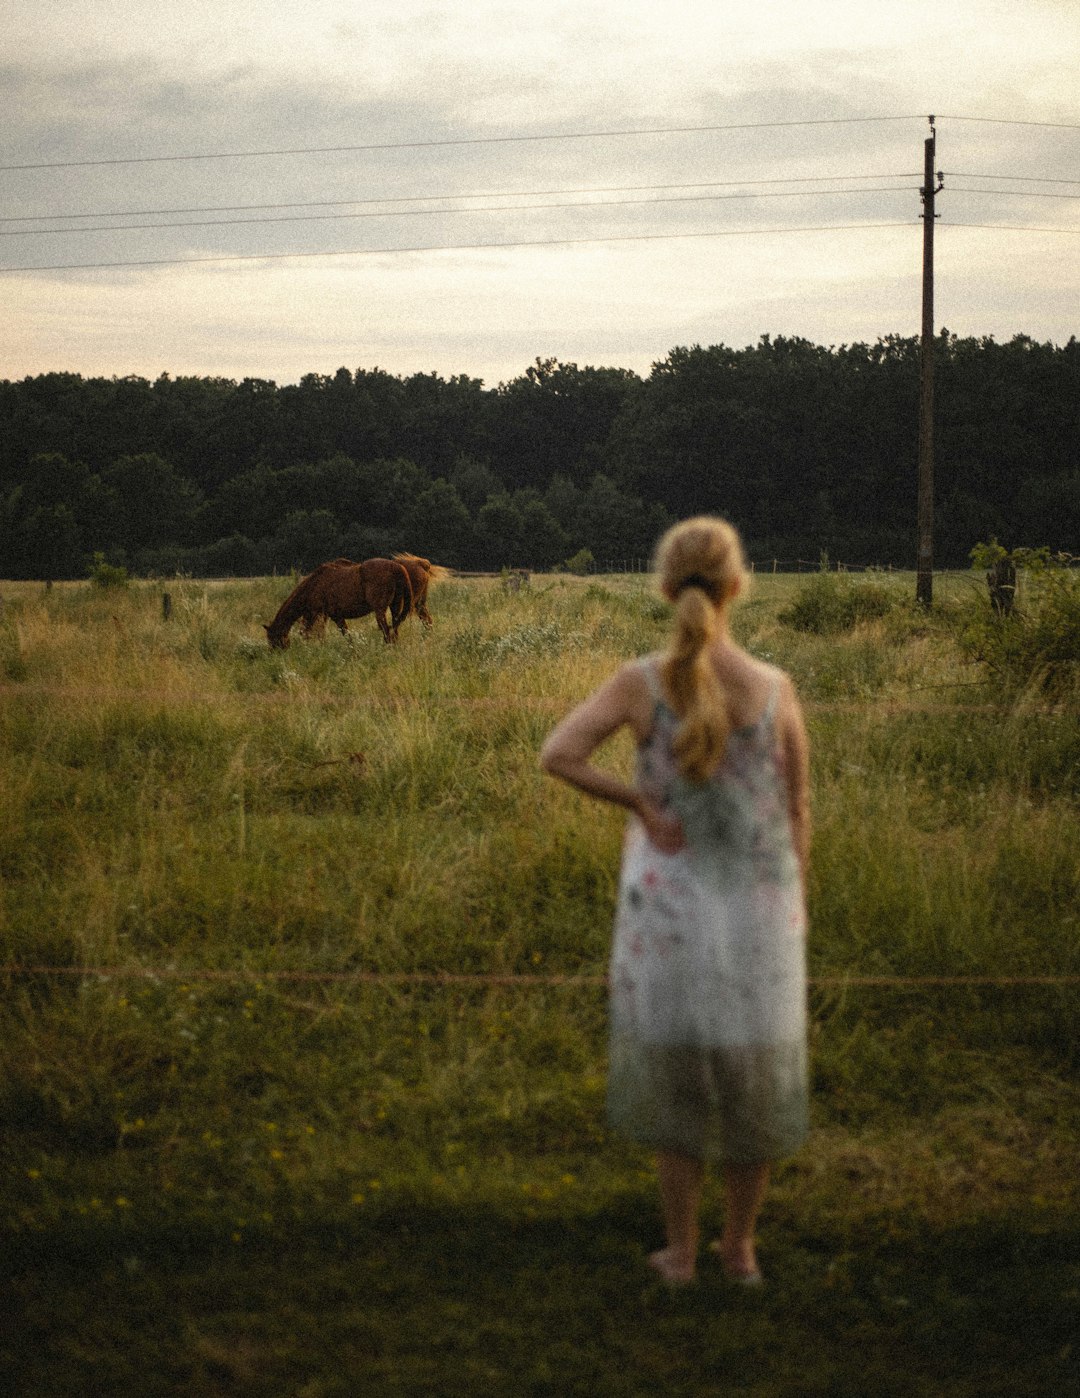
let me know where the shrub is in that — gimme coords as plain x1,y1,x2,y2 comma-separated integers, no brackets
960,546,1080,698
563,548,594,576
88,552,129,590
779,571,898,634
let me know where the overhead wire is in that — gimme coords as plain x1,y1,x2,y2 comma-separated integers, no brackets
7,219,1075,275
0,113,927,173
944,171,1080,186
5,112,1076,179
3,112,1076,275
0,185,921,239
0,172,923,224
937,113,1080,130
948,187,1080,200
940,222,1080,235
0,221,918,274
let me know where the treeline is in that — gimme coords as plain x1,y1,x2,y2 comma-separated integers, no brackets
2,333,1078,579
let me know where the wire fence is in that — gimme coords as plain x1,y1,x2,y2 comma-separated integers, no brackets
592,559,909,575
2,964,1077,990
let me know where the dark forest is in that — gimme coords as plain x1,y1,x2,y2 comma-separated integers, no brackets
2,331,1077,578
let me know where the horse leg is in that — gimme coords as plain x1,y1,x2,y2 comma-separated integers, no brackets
375,610,392,643
332,614,351,641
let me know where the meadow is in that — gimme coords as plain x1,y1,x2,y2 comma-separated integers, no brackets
1,567,1077,1396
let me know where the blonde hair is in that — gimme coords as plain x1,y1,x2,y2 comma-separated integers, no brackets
654,516,749,781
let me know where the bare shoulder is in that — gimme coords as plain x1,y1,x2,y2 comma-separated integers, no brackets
770,668,809,758
767,664,802,711
608,656,657,739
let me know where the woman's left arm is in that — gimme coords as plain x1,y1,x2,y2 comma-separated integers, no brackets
540,663,685,853
776,676,811,886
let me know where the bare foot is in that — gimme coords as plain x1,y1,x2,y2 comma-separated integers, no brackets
708,1238,763,1286
648,1247,696,1286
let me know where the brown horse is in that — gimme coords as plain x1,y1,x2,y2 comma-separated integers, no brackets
263,558,413,648
391,553,450,628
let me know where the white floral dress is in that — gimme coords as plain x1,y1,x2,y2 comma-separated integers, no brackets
607,657,808,1163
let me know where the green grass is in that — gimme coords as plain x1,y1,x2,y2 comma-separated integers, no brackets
1,570,1078,1395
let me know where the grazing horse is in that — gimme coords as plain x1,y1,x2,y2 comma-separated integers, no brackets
263,558,413,648
391,553,450,628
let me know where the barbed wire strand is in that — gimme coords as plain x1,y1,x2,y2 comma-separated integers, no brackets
1,964,1077,988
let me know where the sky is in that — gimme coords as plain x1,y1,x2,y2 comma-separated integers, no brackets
2,1,1078,387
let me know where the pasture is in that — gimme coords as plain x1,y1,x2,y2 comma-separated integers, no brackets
1,569,1078,1396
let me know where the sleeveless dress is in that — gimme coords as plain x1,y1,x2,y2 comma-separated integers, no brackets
607,657,808,1163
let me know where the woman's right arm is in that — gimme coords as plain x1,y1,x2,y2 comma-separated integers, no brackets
540,662,686,854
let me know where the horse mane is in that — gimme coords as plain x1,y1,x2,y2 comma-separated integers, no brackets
265,570,320,638
392,552,451,580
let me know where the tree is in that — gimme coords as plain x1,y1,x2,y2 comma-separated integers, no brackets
476,493,524,568
398,480,472,567
24,502,82,580
269,510,343,572
3,452,110,576
517,496,568,569
449,456,502,514
100,453,204,553
489,358,641,488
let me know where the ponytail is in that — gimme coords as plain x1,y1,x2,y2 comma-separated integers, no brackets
660,585,730,781
653,515,748,782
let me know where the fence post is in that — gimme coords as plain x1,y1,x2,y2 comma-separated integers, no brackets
162,592,172,621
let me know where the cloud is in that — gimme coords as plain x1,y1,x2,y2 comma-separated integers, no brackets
2,2,1077,383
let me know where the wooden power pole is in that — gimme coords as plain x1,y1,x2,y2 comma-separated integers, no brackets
917,117,942,608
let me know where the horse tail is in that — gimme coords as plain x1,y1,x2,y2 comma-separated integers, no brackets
389,561,414,629
392,551,452,580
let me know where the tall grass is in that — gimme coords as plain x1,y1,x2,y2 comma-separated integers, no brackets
1,571,1077,1396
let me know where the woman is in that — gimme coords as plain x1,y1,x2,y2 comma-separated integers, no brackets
540,517,810,1286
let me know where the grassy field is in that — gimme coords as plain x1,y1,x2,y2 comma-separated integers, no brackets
1,568,1077,1396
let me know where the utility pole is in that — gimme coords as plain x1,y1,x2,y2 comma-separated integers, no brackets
916,116,943,608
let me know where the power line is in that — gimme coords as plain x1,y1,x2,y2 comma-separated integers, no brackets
941,221,1080,234
0,114,927,173
0,221,916,274
944,171,1080,186
938,113,1080,130
0,172,922,224
1,186,919,239
949,187,1080,200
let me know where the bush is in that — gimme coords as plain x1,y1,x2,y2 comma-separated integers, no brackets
960,547,1080,698
563,548,594,576
88,552,129,589
779,571,898,634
